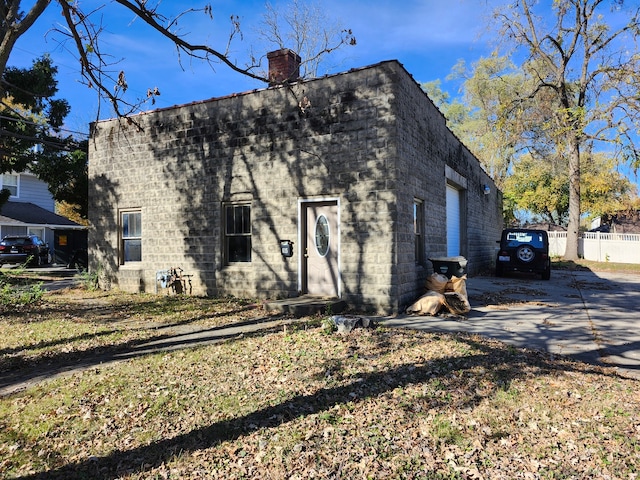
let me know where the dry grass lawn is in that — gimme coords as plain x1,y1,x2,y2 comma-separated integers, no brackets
0,282,639,479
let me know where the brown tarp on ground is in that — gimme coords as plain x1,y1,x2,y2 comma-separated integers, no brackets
406,273,471,316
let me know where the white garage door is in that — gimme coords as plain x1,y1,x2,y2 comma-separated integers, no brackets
446,184,461,256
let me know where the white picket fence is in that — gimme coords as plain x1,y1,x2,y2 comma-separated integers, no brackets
548,231,640,264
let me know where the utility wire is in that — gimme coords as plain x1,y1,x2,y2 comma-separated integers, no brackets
0,114,88,137
0,130,81,152
0,77,51,100
13,44,174,110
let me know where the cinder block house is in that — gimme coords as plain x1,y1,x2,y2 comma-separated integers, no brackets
88,50,503,313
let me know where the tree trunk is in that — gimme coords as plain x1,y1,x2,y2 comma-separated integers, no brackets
564,138,581,260
0,0,51,92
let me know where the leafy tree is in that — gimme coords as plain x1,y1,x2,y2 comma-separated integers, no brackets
29,142,88,219
503,153,569,225
56,200,89,226
2,1,355,118
503,151,632,224
1,55,70,174
489,0,640,260
1,55,87,215
421,79,470,136
427,47,636,231
425,54,563,191
432,55,533,189
580,152,634,220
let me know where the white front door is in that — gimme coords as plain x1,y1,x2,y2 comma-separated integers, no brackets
303,201,339,297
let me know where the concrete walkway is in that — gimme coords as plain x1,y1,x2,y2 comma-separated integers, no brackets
4,266,639,396
381,269,640,380
0,313,304,397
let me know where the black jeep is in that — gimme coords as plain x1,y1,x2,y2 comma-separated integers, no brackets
495,228,551,280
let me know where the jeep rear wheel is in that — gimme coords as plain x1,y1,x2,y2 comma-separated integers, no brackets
542,262,551,280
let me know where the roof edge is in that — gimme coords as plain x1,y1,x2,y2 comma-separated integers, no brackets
93,59,404,123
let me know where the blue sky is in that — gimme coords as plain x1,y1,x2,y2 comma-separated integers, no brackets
12,0,499,134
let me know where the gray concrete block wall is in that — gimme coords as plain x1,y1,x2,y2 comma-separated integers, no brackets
90,63,401,311
390,62,503,309
89,60,502,314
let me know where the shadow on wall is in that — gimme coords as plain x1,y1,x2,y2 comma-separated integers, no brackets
88,173,121,289
89,61,500,311
140,71,395,307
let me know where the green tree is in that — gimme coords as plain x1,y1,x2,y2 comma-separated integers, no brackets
425,54,559,191
503,151,632,224
29,142,88,219
421,79,470,135
490,0,640,260
428,47,637,231
1,1,355,117
444,55,532,189
580,152,633,220
1,55,70,173
503,153,570,225
1,55,87,216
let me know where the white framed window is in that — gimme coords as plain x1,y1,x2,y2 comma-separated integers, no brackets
1,173,18,197
28,227,45,240
120,210,142,263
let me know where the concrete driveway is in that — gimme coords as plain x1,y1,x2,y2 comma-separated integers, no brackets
382,269,640,380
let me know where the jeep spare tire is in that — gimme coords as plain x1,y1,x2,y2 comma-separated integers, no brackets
516,245,535,263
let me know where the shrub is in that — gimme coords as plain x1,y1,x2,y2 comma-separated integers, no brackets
0,270,45,306
75,268,100,291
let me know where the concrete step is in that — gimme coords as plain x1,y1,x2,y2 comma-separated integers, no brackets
31,266,80,278
265,296,347,317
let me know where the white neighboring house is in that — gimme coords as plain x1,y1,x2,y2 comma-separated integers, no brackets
0,171,86,266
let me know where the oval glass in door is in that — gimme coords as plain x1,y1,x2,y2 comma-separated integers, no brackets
315,215,330,257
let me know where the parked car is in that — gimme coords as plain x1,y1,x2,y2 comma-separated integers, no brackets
0,235,51,267
495,228,551,280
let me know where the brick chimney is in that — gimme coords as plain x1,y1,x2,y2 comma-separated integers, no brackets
267,49,301,85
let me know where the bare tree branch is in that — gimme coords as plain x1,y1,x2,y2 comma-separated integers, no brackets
0,0,51,94
256,0,355,78
1,1,354,122
113,0,266,82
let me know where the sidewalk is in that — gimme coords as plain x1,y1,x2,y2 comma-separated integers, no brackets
381,269,640,380
3,267,638,397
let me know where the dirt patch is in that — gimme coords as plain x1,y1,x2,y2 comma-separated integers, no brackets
569,280,615,290
470,286,549,308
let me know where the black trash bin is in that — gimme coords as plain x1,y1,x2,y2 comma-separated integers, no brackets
429,256,467,278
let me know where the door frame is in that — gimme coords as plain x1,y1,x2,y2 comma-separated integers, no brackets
446,182,461,257
445,166,468,258
298,197,341,296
